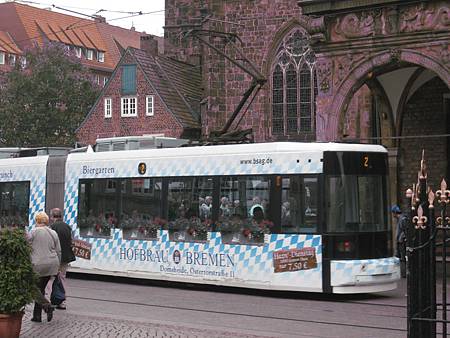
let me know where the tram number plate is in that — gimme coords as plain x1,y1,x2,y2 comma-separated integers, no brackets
72,239,92,260
273,248,317,273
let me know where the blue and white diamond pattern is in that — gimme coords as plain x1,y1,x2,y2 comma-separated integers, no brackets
66,152,325,289
330,257,400,286
0,156,48,230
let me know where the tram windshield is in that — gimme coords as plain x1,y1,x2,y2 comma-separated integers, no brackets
326,175,386,232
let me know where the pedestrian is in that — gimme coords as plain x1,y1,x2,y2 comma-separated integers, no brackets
29,211,60,322
50,208,76,309
391,205,407,278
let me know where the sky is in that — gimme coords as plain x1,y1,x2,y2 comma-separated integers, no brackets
2,0,166,36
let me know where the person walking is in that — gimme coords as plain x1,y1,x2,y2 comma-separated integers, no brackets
50,208,76,310
392,205,407,278
29,211,60,322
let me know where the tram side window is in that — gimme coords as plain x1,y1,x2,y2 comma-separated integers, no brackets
281,176,318,233
167,177,213,242
326,175,385,232
0,182,29,229
78,179,118,237
218,175,272,245
120,178,163,240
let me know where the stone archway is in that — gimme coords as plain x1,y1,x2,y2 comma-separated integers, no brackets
316,49,450,141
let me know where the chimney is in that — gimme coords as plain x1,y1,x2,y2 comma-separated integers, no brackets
93,15,106,23
140,34,158,56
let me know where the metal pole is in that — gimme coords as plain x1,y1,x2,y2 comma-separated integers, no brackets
442,215,447,337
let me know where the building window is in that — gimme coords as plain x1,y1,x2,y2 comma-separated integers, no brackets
0,52,5,65
96,75,100,85
75,47,82,58
9,54,16,66
146,95,154,116
271,28,316,136
121,64,136,95
86,49,94,60
98,51,105,63
104,98,112,118
103,76,108,86
121,97,137,117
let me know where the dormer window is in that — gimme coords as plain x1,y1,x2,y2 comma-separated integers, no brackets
86,49,94,60
0,52,5,65
98,51,105,63
75,47,82,58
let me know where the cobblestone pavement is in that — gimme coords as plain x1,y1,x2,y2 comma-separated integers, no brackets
20,306,278,338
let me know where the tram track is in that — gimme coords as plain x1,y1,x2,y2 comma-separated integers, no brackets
70,294,407,334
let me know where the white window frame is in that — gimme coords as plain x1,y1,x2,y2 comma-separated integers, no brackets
104,98,112,118
0,52,5,65
98,51,105,63
86,49,94,60
96,75,100,85
103,76,108,86
75,47,82,58
146,95,154,116
121,97,137,117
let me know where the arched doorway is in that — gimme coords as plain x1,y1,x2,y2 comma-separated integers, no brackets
319,50,450,207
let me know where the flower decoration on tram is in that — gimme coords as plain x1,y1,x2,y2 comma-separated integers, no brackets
138,217,167,238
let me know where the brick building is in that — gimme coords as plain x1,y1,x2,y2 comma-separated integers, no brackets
76,39,202,144
78,0,450,205
0,2,157,85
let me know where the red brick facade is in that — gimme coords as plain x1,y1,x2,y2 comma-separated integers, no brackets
165,0,303,141
77,51,185,145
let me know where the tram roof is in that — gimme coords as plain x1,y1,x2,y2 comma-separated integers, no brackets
67,142,387,162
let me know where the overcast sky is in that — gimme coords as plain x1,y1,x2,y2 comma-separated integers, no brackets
3,0,165,36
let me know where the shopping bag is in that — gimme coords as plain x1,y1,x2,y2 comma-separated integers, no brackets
50,273,66,306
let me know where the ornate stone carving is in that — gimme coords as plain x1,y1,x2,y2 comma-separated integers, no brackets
334,12,375,40
381,7,399,35
298,15,326,43
316,59,331,93
390,48,401,63
400,3,450,32
440,43,450,66
333,53,364,86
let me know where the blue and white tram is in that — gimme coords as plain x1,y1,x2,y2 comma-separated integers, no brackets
63,142,399,294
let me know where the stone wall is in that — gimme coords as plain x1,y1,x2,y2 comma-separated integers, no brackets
399,77,450,201
165,0,302,141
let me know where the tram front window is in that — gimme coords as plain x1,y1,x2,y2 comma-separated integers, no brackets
326,175,385,232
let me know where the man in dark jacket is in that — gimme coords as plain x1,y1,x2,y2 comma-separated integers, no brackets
50,208,76,309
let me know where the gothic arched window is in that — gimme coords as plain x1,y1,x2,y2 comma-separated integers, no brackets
271,28,316,136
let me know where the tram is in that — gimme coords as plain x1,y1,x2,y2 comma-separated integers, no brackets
0,142,400,293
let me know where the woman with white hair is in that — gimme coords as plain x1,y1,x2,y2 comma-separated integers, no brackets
29,211,61,322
